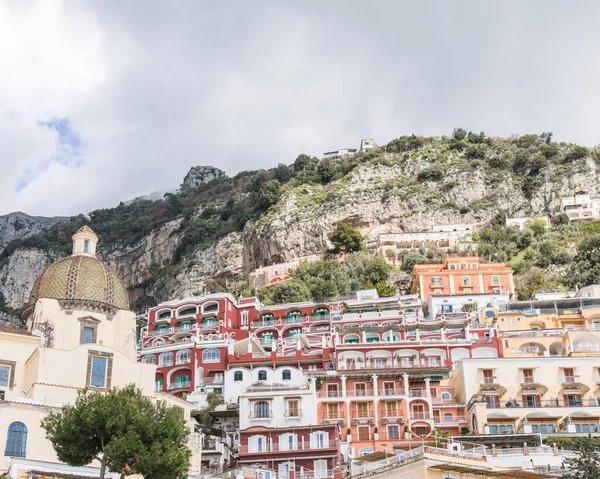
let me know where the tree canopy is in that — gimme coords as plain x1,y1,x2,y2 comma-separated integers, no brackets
328,221,365,254
561,435,600,478
41,385,191,479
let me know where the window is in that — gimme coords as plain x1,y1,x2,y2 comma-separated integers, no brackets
249,435,266,453
531,424,556,434
482,369,494,384
174,375,190,387
180,321,192,330
575,423,599,433
311,431,327,449
564,394,582,407
280,433,297,451
441,392,451,401
489,425,514,434
387,425,400,440
142,355,156,364
82,327,95,344
563,368,575,383
254,401,270,418
449,264,456,270
155,378,163,391
83,239,90,253
202,349,220,363
430,387,438,397
462,276,470,285
258,370,267,381
156,325,169,334
431,277,442,286
282,369,292,381
486,395,499,408
286,399,300,417
507,318,514,326
86,351,112,389
5,422,27,457
358,447,373,457
176,349,191,365
355,383,367,396
159,352,174,367
241,311,248,326
492,275,500,284
522,369,534,384
234,371,243,382
327,384,339,398
0,361,15,388
444,413,454,421
383,381,395,395
384,401,398,417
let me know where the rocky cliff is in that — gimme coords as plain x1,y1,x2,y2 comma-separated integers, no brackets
1,132,598,313
0,212,66,254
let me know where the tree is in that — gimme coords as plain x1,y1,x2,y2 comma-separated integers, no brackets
328,221,364,254
293,154,318,172
41,385,191,479
561,435,600,478
375,280,396,297
257,180,281,211
452,128,467,141
527,219,548,237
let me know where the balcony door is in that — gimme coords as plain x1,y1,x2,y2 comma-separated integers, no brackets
314,460,328,479
355,383,367,396
327,384,339,398
278,462,294,479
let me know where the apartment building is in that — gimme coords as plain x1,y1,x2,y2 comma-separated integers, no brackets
410,254,515,303
558,193,600,220
452,357,600,437
249,256,320,289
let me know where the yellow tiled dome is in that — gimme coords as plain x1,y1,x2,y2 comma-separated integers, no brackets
24,226,129,314
27,255,130,311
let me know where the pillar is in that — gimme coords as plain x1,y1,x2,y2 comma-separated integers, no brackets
341,376,347,397
424,378,431,398
403,373,409,396
372,374,379,396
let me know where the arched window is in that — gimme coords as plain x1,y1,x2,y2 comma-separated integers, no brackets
444,413,454,421
254,401,270,418
234,371,243,382
142,355,156,364
5,422,27,457
177,349,191,364
258,370,267,381
282,369,291,381
203,349,220,363
159,352,174,367
358,447,374,457
441,392,451,401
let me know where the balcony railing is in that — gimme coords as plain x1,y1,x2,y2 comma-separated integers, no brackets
354,410,375,418
322,412,344,420
175,357,192,365
481,377,497,385
284,409,302,418
563,376,578,384
248,412,274,419
410,412,432,420
168,381,191,390
434,416,467,424
486,399,599,408
240,440,338,454
409,390,425,397
338,359,447,371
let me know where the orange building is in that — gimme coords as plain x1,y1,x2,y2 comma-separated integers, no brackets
410,254,515,303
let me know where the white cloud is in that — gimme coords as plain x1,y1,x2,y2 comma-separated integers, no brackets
1,0,599,216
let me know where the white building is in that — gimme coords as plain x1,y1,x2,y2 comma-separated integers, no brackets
559,193,600,220
505,216,550,230
428,293,510,319
323,149,357,159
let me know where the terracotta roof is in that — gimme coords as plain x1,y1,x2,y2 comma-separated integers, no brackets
0,324,31,335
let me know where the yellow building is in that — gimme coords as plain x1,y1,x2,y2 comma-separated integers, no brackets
451,357,600,437
0,226,197,479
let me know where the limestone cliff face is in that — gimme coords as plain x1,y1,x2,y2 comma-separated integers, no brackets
1,146,598,313
242,157,599,270
0,212,66,254
0,249,52,309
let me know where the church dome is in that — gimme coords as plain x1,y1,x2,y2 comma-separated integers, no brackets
23,226,129,316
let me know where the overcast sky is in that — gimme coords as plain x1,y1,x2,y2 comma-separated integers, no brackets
1,0,599,216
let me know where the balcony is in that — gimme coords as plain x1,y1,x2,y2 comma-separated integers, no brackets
284,409,302,418
168,381,191,390
239,440,338,455
563,376,578,385
175,357,192,365
410,412,432,420
354,410,375,419
318,390,342,398
485,398,599,408
322,411,345,420
154,315,172,324
249,412,274,419
409,390,426,398
379,388,399,396
349,388,375,397
434,416,467,425
481,377,498,385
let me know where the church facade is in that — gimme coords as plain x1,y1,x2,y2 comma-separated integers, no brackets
0,226,197,479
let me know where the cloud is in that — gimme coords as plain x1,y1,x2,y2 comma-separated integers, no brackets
1,0,600,216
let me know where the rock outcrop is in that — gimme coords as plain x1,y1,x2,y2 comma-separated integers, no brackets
181,166,226,189
0,212,66,254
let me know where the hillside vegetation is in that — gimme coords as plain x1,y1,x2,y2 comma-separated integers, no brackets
1,128,600,312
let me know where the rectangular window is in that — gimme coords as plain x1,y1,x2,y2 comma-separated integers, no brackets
357,426,370,441
383,381,395,395
82,327,95,344
486,395,499,408
462,276,470,285
387,425,400,440
91,357,107,387
327,384,339,398
460,264,467,270
563,368,575,383
0,365,10,387
489,424,514,434
326,403,340,419
522,369,534,384
449,264,456,270
431,277,442,286
523,395,539,407
430,387,438,397
492,275,500,284
385,401,398,417
482,369,494,384
286,399,299,417
86,351,113,389
356,402,370,417
83,239,90,252
355,383,367,396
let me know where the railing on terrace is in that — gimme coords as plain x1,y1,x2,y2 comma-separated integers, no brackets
175,358,192,365
322,412,345,420
410,412,432,420
168,381,191,390
338,359,446,371
434,416,467,424
351,447,425,477
354,411,375,418
245,384,310,393
198,376,224,385
240,440,338,454
487,398,600,408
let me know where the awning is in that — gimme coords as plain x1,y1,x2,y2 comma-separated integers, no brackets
353,451,395,462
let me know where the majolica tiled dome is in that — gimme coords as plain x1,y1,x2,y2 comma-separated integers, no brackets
25,226,129,311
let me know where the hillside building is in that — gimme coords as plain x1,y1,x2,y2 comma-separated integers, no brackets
249,256,320,289
505,216,550,230
410,254,515,303
558,193,600,219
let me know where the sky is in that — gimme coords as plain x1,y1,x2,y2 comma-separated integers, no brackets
1,0,600,216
